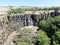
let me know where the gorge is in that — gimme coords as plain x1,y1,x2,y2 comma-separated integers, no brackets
0,7,60,45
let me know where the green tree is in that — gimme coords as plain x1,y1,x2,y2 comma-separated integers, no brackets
54,16,60,29
38,15,60,45
39,20,49,31
52,31,60,45
36,30,50,45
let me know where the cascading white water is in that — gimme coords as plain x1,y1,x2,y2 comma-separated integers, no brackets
28,15,33,26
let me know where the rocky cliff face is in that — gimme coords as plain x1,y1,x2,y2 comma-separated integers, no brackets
0,15,7,45
7,11,60,28
7,15,34,27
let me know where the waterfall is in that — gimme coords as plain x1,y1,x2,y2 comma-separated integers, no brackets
8,14,34,29
28,15,33,26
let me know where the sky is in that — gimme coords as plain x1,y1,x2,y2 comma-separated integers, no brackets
0,0,60,7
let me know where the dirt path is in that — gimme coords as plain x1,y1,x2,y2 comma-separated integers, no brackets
4,31,17,45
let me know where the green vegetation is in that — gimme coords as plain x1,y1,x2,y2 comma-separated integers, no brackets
36,30,50,45
13,35,30,45
13,28,35,45
38,15,60,45
7,8,25,15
